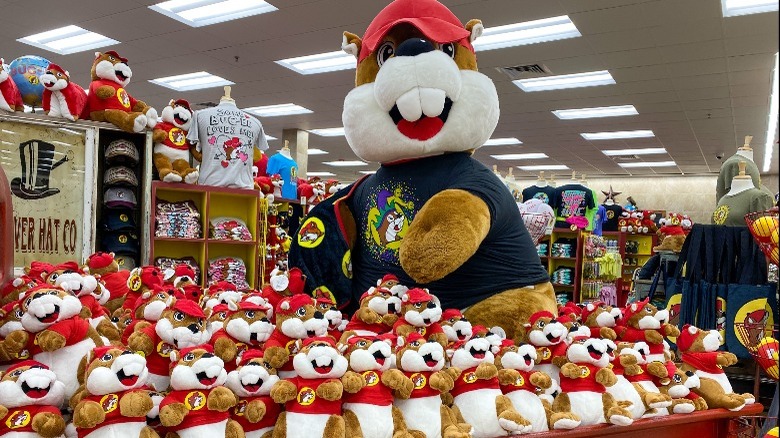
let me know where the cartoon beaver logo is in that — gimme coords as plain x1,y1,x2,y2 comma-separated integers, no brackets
363,371,380,386
410,373,427,390
6,410,30,429
185,391,206,410
297,387,316,406
463,372,477,384
101,394,119,413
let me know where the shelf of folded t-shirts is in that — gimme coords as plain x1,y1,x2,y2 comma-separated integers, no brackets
150,181,263,289
544,228,585,302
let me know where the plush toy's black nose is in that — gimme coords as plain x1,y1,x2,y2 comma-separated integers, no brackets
396,38,435,57
313,311,324,319
187,324,199,333
426,302,436,309
202,353,214,358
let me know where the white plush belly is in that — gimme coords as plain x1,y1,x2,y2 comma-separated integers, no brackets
1,432,59,438
568,392,607,426
535,364,560,383
177,419,227,438
637,381,659,393
154,144,190,161
607,376,645,419
505,389,548,432
83,421,145,438
395,397,441,438
34,338,97,401
245,427,274,438
697,371,733,393
286,412,329,438
52,92,70,117
453,389,504,438
343,403,393,438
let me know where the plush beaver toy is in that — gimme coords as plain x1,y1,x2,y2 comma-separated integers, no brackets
0,360,67,438
289,0,556,340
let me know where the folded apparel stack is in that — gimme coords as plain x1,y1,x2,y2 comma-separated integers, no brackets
155,199,202,239
551,266,574,285
155,256,201,283
208,256,248,290
209,217,253,241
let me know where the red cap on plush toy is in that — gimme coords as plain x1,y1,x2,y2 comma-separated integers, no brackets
276,294,314,316
140,266,164,288
87,252,115,271
401,332,426,345
173,99,191,112
27,261,55,282
51,261,81,274
173,299,206,319
402,288,433,304
580,301,604,322
303,336,337,348
103,50,128,63
676,324,699,352
229,301,267,315
239,349,264,366
46,63,69,77
88,345,117,365
174,264,196,279
441,309,464,320
526,311,556,330
5,360,49,374
359,0,473,62
622,298,650,321
209,281,237,293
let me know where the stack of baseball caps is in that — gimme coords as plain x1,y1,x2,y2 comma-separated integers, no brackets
100,139,141,270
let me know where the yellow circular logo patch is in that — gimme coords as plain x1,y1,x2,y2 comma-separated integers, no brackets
128,274,142,292
363,371,380,387
286,339,300,355
297,387,316,406
578,366,591,378
297,217,325,248
120,213,129,222
411,372,427,390
540,348,551,360
712,205,729,225
157,341,174,358
234,400,247,416
185,391,206,410
119,235,128,244
101,394,119,413
6,410,31,429
117,88,131,109
169,127,186,147
513,375,525,387
415,327,427,336
342,250,352,279
463,372,477,384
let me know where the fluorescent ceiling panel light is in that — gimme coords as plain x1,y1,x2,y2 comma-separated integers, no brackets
276,50,356,75
149,0,277,27
359,170,377,175
491,153,549,160
17,25,119,55
323,160,367,167
244,103,312,117
472,15,581,51
553,104,638,120
518,165,570,171
307,171,336,177
764,52,779,172
307,148,328,155
722,0,779,17
149,71,233,91
309,127,345,137
514,70,615,92
483,137,523,146
602,147,667,156
619,161,677,168
581,130,655,140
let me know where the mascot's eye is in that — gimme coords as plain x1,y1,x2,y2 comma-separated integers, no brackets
673,374,681,382
48,291,58,296
111,317,119,323
101,353,113,361
15,310,23,318
440,42,456,58
295,308,306,317
377,42,395,66
245,311,255,318
184,353,195,361
219,312,227,319
645,307,653,313
50,274,58,280
538,321,546,328
410,341,420,347
414,303,423,309
357,340,367,347
124,318,132,325
157,293,166,299
11,370,22,377
174,311,185,321
449,318,456,323
263,362,272,369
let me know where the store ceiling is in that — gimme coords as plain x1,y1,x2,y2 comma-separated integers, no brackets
0,0,778,181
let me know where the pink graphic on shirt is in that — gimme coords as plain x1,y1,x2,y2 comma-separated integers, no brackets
560,190,586,217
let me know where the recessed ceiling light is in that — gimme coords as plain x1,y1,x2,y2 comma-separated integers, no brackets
307,148,328,155
323,160,367,167
149,0,277,27
514,70,615,92
602,148,667,156
276,51,356,75
764,52,778,172
17,25,119,55
309,127,345,137
722,0,779,17
483,137,523,146
553,105,638,120
244,103,312,117
517,164,570,171
307,171,336,177
359,170,377,175
581,130,655,140
619,161,677,168
472,15,581,52
149,71,233,91
491,153,549,160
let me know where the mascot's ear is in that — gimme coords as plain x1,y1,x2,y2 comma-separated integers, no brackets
465,19,484,43
94,52,102,59
342,31,362,59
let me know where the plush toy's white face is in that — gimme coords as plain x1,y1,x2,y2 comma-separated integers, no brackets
441,315,472,343
346,338,393,372
94,53,132,87
499,344,536,372
293,341,348,379
139,291,174,321
342,23,498,163
567,338,610,368
401,298,442,327
155,308,211,349
224,308,274,345
527,317,567,347
278,304,329,339
226,357,279,397
21,288,82,333
367,289,402,316
161,103,193,131
667,369,692,398
451,336,493,369
205,290,243,310
315,300,344,330
40,69,69,92
54,272,97,298
398,337,445,372
170,348,227,390
86,348,150,395
0,304,24,337
268,268,289,293
0,363,66,408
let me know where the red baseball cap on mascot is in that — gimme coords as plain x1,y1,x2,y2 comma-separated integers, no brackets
51,261,81,274
140,266,163,288
499,338,515,351
88,345,118,365
580,301,605,322
174,264,196,279
87,252,115,271
380,274,399,284
303,336,337,348
276,294,313,316
104,50,128,63
172,99,191,112
676,324,699,352
229,301,267,316
46,63,69,77
402,288,433,304
5,360,49,374
358,0,473,62
173,299,206,319
401,332,426,344
622,299,650,320
27,261,55,281
210,281,237,293
441,309,464,320
526,311,556,330
238,349,264,367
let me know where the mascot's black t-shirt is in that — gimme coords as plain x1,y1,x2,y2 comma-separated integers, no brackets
350,152,549,310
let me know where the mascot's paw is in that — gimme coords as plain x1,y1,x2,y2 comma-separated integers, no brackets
382,313,399,326
184,170,199,184
607,410,633,426
647,393,673,409
596,368,618,387
32,412,66,438
133,114,148,133
74,401,106,429
717,352,738,367
245,399,266,423
663,325,681,338
96,319,121,342
530,371,552,389
316,380,343,401
647,362,669,378
600,327,618,340
3,330,29,353
207,386,237,411
264,346,289,369
383,369,413,398
36,330,67,351
214,337,238,364
160,403,188,427
645,330,664,344
498,411,531,434
271,380,297,404
162,172,183,183
619,354,638,367
430,370,456,393
341,371,365,394
145,108,159,128
693,397,708,411
119,391,153,417
551,413,581,430
475,362,497,380
741,393,755,405
671,400,696,414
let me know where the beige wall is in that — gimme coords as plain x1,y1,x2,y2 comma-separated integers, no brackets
514,174,779,224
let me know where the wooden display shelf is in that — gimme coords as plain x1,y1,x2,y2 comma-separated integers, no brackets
551,257,577,261
153,236,205,243
207,239,258,245
518,403,762,438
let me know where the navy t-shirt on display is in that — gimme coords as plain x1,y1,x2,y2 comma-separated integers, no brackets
349,152,550,310
522,185,557,206
602,203,625,232
553,184,596,228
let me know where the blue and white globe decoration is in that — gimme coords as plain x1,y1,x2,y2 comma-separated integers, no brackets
8,55,50,107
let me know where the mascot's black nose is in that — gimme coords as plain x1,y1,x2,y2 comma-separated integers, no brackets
202,353,214,358
396,38,435,57
313,311,324,319
187,324,199,333
426,302,436,309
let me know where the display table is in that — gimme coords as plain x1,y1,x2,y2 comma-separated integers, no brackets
514,403,763,437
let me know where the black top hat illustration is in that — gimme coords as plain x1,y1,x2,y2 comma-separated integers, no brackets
10,140,68,200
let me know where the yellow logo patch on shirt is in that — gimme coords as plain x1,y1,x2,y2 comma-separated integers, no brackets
297,387,316,406
185,391,206,410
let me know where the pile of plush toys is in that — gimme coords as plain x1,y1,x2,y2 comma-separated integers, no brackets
0,253,756,438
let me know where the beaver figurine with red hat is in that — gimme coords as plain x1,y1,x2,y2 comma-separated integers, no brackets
40,63,88,121
84,252,131,313
0,360,67,438
289,0,555,340
153,99,199,184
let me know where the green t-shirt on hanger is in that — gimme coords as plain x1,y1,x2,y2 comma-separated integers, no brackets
716,153,760,203
712,188,774,226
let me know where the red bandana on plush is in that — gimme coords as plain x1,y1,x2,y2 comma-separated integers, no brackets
681,352,724,374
